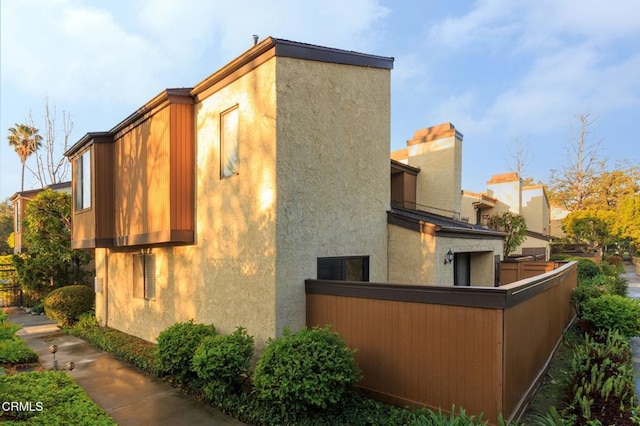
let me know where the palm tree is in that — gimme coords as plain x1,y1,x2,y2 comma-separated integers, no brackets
7,123,42,191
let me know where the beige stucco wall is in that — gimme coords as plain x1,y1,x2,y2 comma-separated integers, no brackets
388,224,502,286
96,58,278,347
274,57,390,335
522,186,549,235
397,135,462,219
487,179,521,215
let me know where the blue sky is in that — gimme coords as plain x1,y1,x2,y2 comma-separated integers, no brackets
1,0,639,201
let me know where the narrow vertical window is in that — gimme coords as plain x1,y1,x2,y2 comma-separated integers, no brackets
14,200,21,233
220,106,239,178
74,149,92,210
133,253,156,300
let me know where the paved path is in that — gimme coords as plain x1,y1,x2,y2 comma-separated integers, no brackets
9,308,245,426
623,261,640,398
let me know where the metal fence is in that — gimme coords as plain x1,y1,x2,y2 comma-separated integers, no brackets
0,263,23,307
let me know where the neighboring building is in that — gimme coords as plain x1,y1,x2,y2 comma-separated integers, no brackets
65,38,503,346
461,172,551,259
10,182,72,254
390,124,504,287
550,205,570,238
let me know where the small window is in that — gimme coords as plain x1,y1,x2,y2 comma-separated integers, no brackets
74,149,92,210
220,106,239,178
133,253,156,300
14,200,20,233
317,256,370,281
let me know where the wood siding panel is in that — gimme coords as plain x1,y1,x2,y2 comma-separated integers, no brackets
94,142,114,242
72,146,96,246
502,264,576,417
170,103,194,232
307,293,502,420
306,261,577,423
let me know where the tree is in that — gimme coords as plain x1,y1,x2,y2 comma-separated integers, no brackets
0,199,13,255
12,189,92,300
7,123,42,191
562,209,616,250
549,113,606,211
487,212,527,258
582,164,640,211
614,193,640,252
506,137,532,180
27,99,73,187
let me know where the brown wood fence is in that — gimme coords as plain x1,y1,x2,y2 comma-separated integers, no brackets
499,261,564,285
305,261,577,424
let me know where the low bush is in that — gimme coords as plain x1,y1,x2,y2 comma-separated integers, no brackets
604,255,623,268
44,284,94,326
66,314,159,375
253,326,361,418
192,327,254,401
1,370,115,425
575,258,601,281
581,295,640,338
156,320,217,383
0,321,38,365
570,283,606,319
564,331,638,424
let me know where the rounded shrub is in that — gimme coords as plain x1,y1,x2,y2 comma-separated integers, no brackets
192,327,254,401
581,295,640,338
44,285,94,326
575,258,601,281
156,320,217,383
253,326,361,416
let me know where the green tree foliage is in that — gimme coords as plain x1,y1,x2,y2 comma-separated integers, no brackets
12,189,92,300
614,193,640,251
487,212,527,258
0,198,13,255
6,123,42,191
561,209,616,249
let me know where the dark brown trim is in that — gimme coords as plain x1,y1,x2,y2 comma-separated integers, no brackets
114,230,194,247
65,132,112,158
525,230,551,241
192,36,394,102
387,212,436,236
71,238,114,249
306,261,576,310
390,159,420,175
273,38,394,70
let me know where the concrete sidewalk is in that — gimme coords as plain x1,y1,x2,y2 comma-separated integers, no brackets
8,308,245,426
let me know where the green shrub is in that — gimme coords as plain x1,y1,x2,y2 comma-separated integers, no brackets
0,338,39,364
0,308,7,324
604,255,623,268
192,327,254,401
575,258,601,281
156,320,217,383
581,295,640,338
30,301,45,315
570,284,606,319
44,284,94,326
253,326,361,416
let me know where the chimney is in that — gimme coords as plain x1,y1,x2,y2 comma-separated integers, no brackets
253,35,259,46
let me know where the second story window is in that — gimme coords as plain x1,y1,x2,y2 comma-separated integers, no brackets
75,149,92,210
220,105,239,178
14,200,20,233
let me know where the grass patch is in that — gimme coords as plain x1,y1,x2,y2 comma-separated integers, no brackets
0,370,116,425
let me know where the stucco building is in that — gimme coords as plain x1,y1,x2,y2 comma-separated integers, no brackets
65,38,504,345
461,172,551,259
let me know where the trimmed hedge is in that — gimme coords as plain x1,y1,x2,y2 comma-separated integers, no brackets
581,295,640,338
44,285,94,326
156,320,217,384
253,326,361,417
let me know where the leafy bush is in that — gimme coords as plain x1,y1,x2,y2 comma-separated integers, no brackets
565,331,638,424
67,314,159,375
253,326,361,416
30,301,45,315
1,371,115,424
156,320,217,383
581,295,640,338
575,258,601,281
604,255,623,268
44,284,94,326
570,284,606,319
192,327,254,401
0,338,39,364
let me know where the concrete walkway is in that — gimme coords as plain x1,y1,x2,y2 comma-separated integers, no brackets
8,308,245,426
623,261,640,398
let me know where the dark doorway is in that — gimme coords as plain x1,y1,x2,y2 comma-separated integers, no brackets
454,253,471,286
